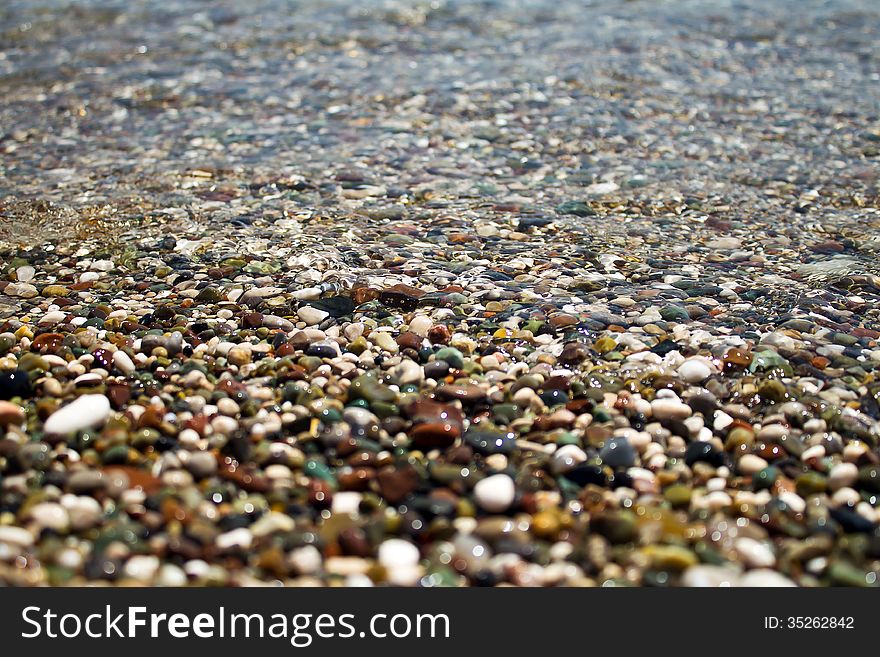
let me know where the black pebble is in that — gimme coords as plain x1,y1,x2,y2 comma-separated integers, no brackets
684,441,724,467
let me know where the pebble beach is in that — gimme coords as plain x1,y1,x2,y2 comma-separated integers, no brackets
1,0,879,586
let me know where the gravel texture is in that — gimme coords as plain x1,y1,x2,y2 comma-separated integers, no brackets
0,0,879,587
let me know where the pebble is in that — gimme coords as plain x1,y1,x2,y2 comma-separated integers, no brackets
298,307,329,326
0,400,25,426
474,474,516,513
113,350,136,374
598,437,637,468
43,394,111,435
651,398,692,420
378,539,420,569
677,358,713,384
734,537,777,569
828,462,858,490
29,502,70,533
124,555,160,583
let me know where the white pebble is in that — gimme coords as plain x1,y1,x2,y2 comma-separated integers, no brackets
155,564,187,587
738,454,769,475
15,265,35,282
677,357,713,383
371,332,399,353
29,502,70,533
297,306,328,326
0,526,34,548
216,528,253,550
332,492,363,515
651,398,692,420
39,310,67,326
124,555,160,583
408,315,433,337
778,490,806,514
378,539,420,569
828,462,858,491
289,545,322,575
113,350,136,374
551,444,587,474
43,394,111,435
473,473,516,513
734,537,776,568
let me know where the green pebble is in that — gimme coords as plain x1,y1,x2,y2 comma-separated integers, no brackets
758,379,788,403
827,560,875,587
370,401,398,419
0,334,16,355
664,484,692,508
349,373,397,403
434,347,464,369
304,460,336,485
659,305,690,322
795,471,827,497
753,466,778,491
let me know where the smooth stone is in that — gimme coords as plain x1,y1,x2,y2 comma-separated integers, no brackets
305,297,355,318
372,332,399,353
684,441,724,467
473,474,516,513
599,436,636,468
227,346,251,366
377,464,420,504
563,463,608,487
298,306,329,326
391,359,423,385
251,512,296,538
678,358,713,384
185,451,218,478
306,341,340,359
0,526,35,548
379,284,424,310
15,265,36,282
734,537,776,568
349,373,397,403
738,454,768,475
828,462,858,491
6,282,38,298
113,350,136,375
0,400,25,426
551,444,587,474
43,394,111,435
124,555,160,583
464,429,515,455
39,310,67,325
29,502,70,533
408,315,433,337
652,398,692,420
378,539,420,568
411,422,460,449
434,347,464,369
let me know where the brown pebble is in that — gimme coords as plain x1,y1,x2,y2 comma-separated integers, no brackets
396,331,422,350
0,400,25,427
377,464,420,504
427,324,451,345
